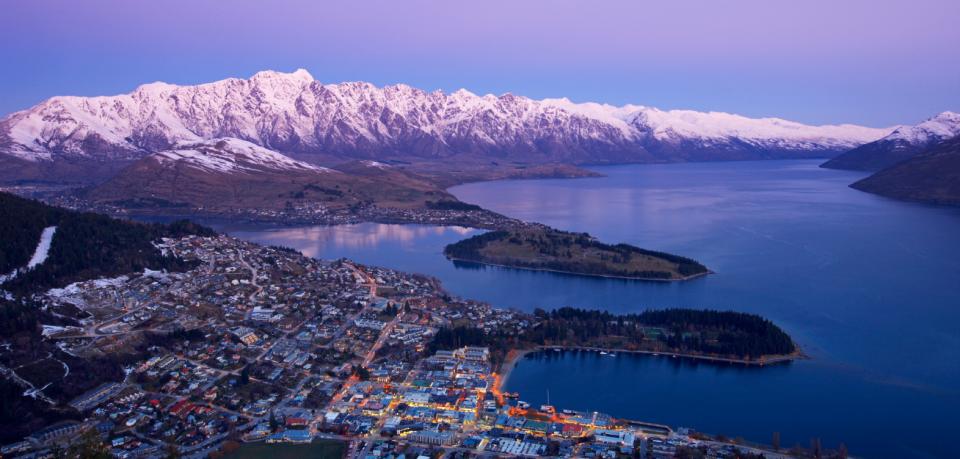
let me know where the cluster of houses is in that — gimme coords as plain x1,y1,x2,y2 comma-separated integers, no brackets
3,233,798,459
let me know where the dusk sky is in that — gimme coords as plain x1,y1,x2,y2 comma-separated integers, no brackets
3,0,958,126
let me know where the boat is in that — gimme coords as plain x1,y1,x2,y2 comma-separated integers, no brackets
599,351,608,355
606,353,616,357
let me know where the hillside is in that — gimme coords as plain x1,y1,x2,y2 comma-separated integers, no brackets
822,111,960,171
851,136,960,206
0,192,213,293
444,227,708,280
85,138,464,214
0,191,215,441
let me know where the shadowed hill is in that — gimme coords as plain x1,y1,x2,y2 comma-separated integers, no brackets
851,136,960,206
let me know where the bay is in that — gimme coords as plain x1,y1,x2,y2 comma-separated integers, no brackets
218,160,960,458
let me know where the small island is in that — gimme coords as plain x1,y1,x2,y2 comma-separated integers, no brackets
444,227,709,281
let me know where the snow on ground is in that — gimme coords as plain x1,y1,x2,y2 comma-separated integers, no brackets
27,226,57,269
56,341,80,358
40,325,67,336
46,274,131,308
143,268,164,278
54,357,70,379
44,268,177,311
156,138,334,174
0,225,57,284
361,160,391,169
881,111,960,144
152,241,170,257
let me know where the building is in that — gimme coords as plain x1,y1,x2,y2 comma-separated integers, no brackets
460,347,490,362
231,326,259,345
594,428,636,447
69,383,123,411
408,430,455,446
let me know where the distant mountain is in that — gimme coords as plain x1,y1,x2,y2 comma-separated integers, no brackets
0,69,892,185
86,138,458,211
822,111,960,172
851,135,960,206
542,98,890,162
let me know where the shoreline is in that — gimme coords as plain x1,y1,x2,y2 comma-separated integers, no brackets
447,256,712,282
497,345,804,390
530,345,806,366
495,348,536,392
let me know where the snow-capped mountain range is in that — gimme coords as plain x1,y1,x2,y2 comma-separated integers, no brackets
0,69,894,173
822,111,960,171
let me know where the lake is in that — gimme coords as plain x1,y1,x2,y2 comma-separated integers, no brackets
217,160,960,458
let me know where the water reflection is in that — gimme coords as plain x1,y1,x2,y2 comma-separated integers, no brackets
216,160,960,458
226,223,477,258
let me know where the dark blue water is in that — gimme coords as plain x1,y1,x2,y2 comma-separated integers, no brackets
219,160,960,458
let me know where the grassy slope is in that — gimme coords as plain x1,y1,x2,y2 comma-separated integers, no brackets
87,154,462,213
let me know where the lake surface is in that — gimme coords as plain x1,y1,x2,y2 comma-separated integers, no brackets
218,160,960,458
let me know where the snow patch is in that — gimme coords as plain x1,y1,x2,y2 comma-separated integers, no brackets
361,160,391,169
41,325,69,337
47,274,131,301
27,226,57,269
1,226,57,283
155,138,333,174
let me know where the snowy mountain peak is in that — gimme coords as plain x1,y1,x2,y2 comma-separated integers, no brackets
0,69,897,170
883,111,960,144
134,81,180,96
251,68,314,84
451,88,478,98
821,109,960,172
932,111,960,120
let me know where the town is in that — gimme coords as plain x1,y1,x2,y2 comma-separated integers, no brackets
0,185,527,232
2,234,800,458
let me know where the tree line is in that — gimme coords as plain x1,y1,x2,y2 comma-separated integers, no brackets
443,227,708,278
0,192,215,294
431,307,796,364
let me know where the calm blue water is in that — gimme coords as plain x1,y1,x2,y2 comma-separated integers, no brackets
219,160,960,458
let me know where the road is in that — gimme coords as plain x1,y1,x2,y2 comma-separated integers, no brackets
237,251,264,302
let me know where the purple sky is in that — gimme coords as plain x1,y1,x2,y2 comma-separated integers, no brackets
2,0,958,126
